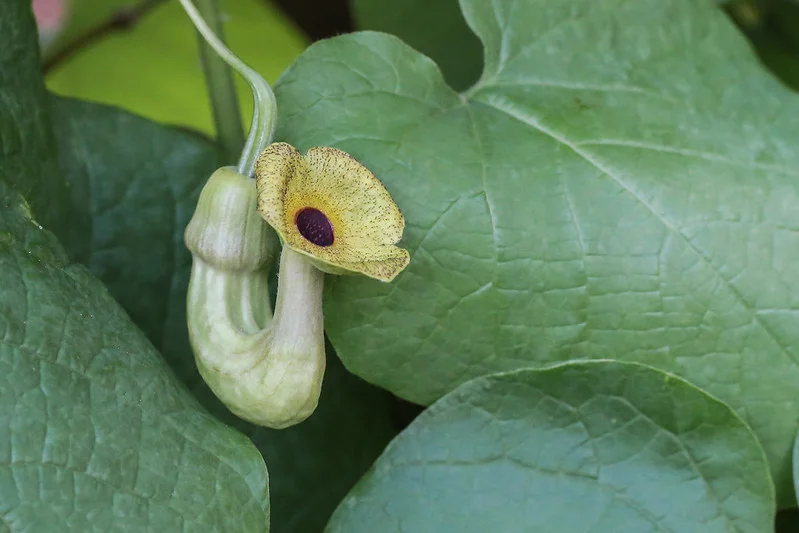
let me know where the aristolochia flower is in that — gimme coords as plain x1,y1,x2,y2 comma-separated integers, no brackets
255,142,410,283
185,149,411,429
180,0,410,431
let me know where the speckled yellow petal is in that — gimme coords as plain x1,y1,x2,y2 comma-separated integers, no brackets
255,142,409,282
304,147,405,245
255,142,306,236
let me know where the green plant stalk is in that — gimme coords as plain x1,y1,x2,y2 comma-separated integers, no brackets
192,0,246,163
180,0,278,176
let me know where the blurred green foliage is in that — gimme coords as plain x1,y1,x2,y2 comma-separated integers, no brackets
726,0,799,90
350,0,483,91
44,0,307,136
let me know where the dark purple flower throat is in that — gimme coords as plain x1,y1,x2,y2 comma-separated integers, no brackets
295,207,334,247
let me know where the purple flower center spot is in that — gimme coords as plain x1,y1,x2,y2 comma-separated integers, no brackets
295,207,334,247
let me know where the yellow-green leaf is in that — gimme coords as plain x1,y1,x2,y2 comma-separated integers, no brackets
46,0,307,135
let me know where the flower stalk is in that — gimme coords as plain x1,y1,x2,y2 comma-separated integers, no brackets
191,0,245,163
179,0,277,176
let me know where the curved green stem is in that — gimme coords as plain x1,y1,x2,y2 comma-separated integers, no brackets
192,0,245,162
178,0,277,177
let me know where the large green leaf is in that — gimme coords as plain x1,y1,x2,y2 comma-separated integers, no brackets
327,361,774,533
274,0,799,501
45,0,307,136
350,0,799,94
0,180,270,531
1,1,269,528
51,95,222,387
50,97,399,533
0,0,69,229
350,0,482,90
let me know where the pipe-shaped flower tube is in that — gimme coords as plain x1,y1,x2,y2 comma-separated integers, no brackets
184,167,328,429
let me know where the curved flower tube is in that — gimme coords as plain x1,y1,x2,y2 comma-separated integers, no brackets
180,0,409,429
185,153,409,428
185,167,322,428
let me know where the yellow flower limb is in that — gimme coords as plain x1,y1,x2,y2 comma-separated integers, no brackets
255,142,410,282
185,168,326,428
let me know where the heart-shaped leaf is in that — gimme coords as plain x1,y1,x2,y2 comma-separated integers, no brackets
327,361,774,533
274,0,799,501
0,178,270,531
